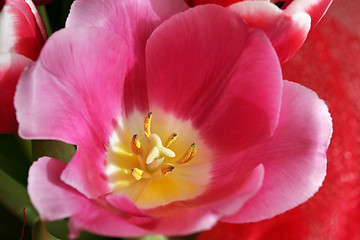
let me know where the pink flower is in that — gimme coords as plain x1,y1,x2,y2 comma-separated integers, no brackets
185,0,333,62
0,0,47,133
15,2,331,238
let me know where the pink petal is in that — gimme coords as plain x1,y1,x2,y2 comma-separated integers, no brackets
68,192,218,238
60,145,110,199
146,5,282,154
222,80,332,223
0,52,32,133
28,157,87,221
106,194,149,217
15,27,128,146
229,1,311,62
67,200,154,239
207,164,264,216
0,0,46,60
158,164,264,220
29,157,152,238
66,0,188,114
151,208,219,236
15,27,129,198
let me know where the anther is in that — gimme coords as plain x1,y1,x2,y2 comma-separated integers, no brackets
144,112,152,139
177,143,196,164
131,134,142,155
131,168,143,180
165,132,178,148
161,163,175,176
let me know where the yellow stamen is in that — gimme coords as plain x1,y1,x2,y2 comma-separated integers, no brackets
131,168,143,180
131,134,142,155
144,112,152,139
177,143,196,164
164,132,178,148
161,163,175,176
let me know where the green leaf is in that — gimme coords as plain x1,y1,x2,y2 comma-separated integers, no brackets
32,140,76,163
32,220,60,240
0,168,39,226
0,134,31,185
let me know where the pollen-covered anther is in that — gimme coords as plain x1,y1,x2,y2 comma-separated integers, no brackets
131,168,143,181
131,134,142,155
161,163,175,176
144,112,152,139
177,143,196,164
165,132,178,148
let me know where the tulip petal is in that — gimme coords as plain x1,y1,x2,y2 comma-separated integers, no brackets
67,200,155,239
0,0,46,60
285,0,333,27
66,0,188,113
28,157,86,221
229,1,311,62
15,27,129,198
146,5,282,154
15,27,128,145
0,52,32,133
222,80,332,223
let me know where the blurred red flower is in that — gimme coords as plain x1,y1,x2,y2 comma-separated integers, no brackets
197,0,360,239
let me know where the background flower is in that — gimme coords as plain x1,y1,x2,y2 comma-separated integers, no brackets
184,0,332,62
197,0,360,238
0,0,47,133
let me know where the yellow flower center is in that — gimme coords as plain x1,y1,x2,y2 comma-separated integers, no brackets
106,110,211,209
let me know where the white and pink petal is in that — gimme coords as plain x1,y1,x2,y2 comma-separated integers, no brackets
0,0,46,60
0,52,32,133
229,1,311,62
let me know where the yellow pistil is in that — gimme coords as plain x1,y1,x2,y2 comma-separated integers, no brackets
131,168,143,181
144,112,152,139
164,132,178,148
131,134,142,155
161,163,175,176
177,143,196,164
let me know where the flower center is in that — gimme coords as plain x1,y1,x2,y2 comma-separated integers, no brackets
105,110,211,209
130,112,196,180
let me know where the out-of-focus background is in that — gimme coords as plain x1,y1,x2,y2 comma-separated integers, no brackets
197,0,360,239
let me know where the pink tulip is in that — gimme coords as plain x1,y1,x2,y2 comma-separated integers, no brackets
185,0,332,62
15,2,331,238
0,0,46,133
